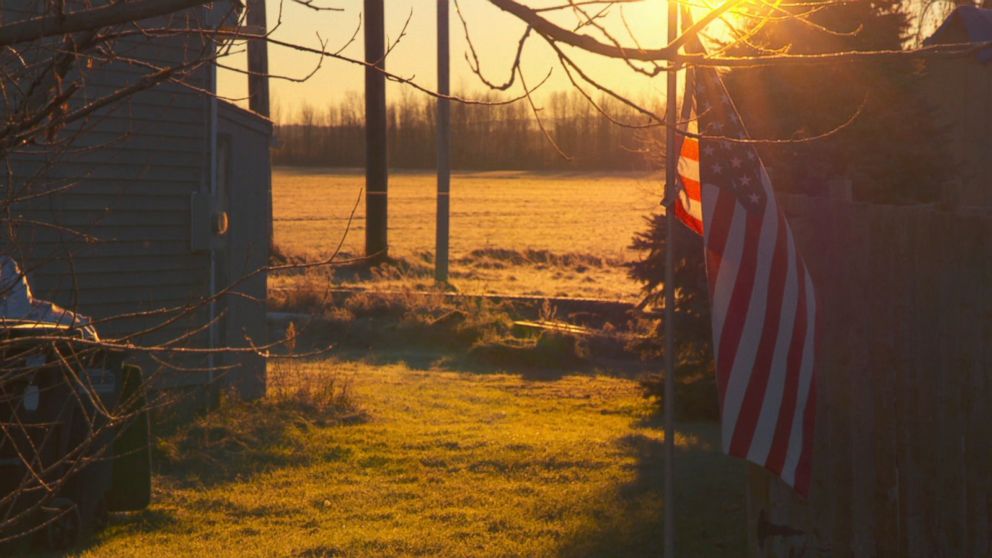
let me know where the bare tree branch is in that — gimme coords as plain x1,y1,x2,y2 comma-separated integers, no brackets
0,0,214,47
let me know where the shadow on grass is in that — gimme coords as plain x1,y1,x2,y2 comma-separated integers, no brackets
556,423,747,558
373,337,584,380
20,508,180,558
329,333,656,384
334,344,584,382
153,394,364,489
105,507,180,534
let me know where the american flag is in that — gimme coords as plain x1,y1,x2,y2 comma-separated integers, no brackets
675,68,818,496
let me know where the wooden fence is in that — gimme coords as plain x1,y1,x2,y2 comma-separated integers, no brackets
747,196,992,557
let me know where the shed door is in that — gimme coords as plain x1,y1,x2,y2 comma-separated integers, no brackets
215,115,269,400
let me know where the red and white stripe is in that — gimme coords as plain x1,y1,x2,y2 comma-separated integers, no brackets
677,69,819,496
675,113,703,235
703,176,817,494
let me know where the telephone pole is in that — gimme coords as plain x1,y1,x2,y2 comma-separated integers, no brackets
365,0,388,260
435,0,451,283
246,0,269,118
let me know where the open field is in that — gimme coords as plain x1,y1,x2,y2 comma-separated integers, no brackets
78,358,745,557
272,168,663,301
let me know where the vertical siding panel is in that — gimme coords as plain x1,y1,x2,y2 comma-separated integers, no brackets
971,214,992,556
872,205,900,557
749,198,992,557
848,202,875,557
827,198,853,558
937,209,963,556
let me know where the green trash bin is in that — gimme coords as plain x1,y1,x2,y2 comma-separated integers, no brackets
106,363,152,512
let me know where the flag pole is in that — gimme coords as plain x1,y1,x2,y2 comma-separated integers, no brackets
663,1,679,557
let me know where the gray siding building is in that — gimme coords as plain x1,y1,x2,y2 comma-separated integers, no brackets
0,2,272,398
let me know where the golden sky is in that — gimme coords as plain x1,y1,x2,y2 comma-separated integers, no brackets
218,0,678,122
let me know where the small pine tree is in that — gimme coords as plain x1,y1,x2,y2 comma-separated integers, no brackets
628,213,712,362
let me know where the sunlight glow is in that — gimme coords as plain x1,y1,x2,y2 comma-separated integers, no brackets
687,0,781,53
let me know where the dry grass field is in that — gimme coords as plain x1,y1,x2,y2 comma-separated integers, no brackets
272,168,663,301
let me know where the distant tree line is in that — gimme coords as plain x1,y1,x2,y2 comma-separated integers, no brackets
272,91,658,171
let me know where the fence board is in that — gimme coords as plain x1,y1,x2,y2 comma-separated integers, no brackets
748,196,992,557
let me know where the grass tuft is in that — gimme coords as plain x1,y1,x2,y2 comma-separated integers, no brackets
155,361,363,485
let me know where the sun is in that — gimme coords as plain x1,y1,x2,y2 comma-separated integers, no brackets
686,0,777,51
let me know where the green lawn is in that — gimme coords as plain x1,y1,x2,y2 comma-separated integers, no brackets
79,357,745,557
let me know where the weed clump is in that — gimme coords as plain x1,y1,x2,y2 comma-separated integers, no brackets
269,253,652,374
457,248,620,271
155,357,363,484
276,289,516,354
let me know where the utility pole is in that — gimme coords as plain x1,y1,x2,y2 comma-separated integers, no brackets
435,0,451,283
364,0,388,260
246,0,270,118
246,0,271,256
663,2,679,557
